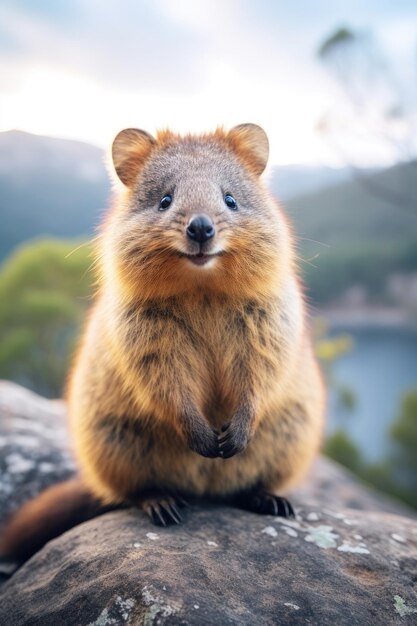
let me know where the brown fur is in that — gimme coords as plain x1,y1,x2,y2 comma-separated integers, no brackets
0,124,325,564
0,479,106,563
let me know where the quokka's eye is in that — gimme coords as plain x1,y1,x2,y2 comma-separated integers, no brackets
159,194,173,211
224,194,238,210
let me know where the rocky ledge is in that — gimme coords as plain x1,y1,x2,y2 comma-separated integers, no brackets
0,381,416,625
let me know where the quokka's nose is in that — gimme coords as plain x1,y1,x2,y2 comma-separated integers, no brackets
186,215,215,243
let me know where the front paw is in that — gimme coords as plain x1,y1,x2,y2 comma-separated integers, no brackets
217,421,251,459
187,426,219,458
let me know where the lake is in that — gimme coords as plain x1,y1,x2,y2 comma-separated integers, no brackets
326,325,417,462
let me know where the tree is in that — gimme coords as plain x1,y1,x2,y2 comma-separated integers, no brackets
324,389,417,511
314,318,356,411
391,389,417,484
317,25,417,211
0,238,93,397
324,430,362,473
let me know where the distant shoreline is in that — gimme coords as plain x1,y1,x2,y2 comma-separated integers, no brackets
315,306,417,331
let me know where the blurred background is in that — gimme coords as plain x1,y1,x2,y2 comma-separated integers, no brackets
0,1,416,509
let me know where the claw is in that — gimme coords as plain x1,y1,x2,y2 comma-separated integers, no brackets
268,494,278,516
152,503,167,527
221,446,235,459
217,429,234,457
287,500,295,518
218,430,232,446
169,501,183,522
160,500,182,524
237,491,295,519
280,498,290,518
218,423,232,441
142,494,186,526
217,422,248,458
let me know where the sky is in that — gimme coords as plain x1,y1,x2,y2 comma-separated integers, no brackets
0,0,416,166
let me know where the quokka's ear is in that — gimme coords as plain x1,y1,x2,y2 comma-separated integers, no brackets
227,123,269,176
112,128,156,187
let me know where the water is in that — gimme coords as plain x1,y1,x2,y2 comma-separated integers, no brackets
326,326,417,462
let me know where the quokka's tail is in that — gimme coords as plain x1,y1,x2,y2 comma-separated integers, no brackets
0,478,111,566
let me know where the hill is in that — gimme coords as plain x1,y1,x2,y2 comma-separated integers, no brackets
0,130,110,261
268,164,360,201
0,130,354,262
286,162,417,303
287,162,417,246
1,130,416,305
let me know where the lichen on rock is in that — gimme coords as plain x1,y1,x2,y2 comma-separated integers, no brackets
1,382,417,625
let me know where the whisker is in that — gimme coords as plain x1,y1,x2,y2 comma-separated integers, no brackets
65,238,97,259
298,237,330,248
295,253,320,268
79,260,97,283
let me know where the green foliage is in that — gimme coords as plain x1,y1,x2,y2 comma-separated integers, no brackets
324,388,417,511
287,161,417,304
324,430,362,473
318,27,356,59
0,238,93,397
391,390,417,473
314,318,356,411
360,461,417,510
315,332,353,364
358,462,392,491
338,386,356,411
389,390,417,507
302,241,417,304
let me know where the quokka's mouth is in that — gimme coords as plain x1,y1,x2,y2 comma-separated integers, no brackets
180,251,223,266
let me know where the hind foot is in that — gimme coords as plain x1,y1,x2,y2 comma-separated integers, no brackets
236,490,295,518
140,494,187,527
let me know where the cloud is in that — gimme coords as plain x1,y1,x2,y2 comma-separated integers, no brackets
0,0,416,165
0,0,208,93
1,0,415,100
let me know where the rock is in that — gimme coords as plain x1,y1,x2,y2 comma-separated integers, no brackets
1,506,417,625
1,381,417,625
0,381,75,525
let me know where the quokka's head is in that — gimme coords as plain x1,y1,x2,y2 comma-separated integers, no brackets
102,124,293,299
